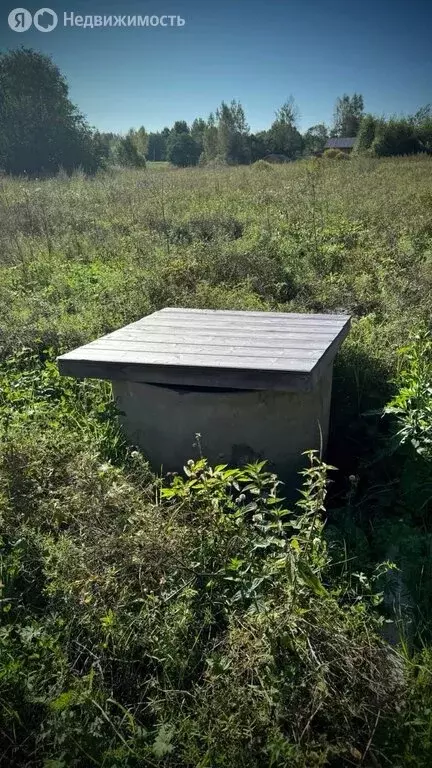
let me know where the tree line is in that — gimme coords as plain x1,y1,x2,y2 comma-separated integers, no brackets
104,92,432,168
1,48,431,177
101,95,359,168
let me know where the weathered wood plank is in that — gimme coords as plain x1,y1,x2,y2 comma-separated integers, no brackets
159,307,348,322
103,331,332,349
84,340,325,360
57,308,351,391
61,348,313,372
141,317,347,330
106,329,338,344
110,322,346,339
57,358,314,392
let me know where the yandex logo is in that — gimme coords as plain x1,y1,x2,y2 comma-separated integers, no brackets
7,8,186,32
8,8,58,32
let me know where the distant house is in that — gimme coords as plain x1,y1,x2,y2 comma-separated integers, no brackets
324,137,356,153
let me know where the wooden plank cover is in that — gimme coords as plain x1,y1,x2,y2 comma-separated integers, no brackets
57,308,351,391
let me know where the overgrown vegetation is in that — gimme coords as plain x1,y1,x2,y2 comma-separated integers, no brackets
1,156,432,765
354,110,432,158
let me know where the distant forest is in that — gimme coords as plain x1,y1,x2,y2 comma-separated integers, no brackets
100,93,432,167
1,48,431,175
104,94,361,167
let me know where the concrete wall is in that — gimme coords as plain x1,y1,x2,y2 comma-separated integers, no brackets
112,362,333,486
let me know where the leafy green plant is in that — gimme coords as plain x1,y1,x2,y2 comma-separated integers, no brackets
0,432,409,766
322,148,350,160
385,331,432,460
0,347,125,462
160,452,334,612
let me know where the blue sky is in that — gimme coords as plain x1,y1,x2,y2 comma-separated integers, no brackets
1,0,431,133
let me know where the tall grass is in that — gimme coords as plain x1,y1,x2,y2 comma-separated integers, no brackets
1,156,432,765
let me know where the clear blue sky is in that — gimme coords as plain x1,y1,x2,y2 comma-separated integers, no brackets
1,0,431,133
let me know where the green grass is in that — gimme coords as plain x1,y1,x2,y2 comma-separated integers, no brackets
146,161,172,170
1,156,432,766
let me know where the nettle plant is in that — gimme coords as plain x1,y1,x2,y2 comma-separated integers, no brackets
161,450,339,614
385,331,432,461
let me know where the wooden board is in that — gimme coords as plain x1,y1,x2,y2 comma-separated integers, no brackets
57,308,351,391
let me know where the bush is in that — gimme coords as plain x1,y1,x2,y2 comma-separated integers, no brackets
416,119,432,152
112,136,146,168
384,331,432,461
355,114,378,153
371,119,423,157
251,159,275,171
322,148,350,160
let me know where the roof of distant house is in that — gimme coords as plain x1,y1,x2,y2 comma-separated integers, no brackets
325,137,356,149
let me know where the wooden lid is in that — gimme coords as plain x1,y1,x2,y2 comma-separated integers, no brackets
57,308,351,391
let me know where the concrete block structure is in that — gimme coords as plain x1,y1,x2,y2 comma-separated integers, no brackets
57,308,351,483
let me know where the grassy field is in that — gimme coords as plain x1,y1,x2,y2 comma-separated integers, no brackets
1,156,432,766
145,161,171,171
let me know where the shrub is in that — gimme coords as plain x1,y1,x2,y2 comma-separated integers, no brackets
112,135,146,168
384,331,432,461
146,213,243,246
251,159,275,171
355,114,378,153
371,119,423,157
322,148,350,160
416,119,432,152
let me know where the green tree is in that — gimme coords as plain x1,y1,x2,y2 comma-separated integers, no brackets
201,113,219,163
354,114,378,153
268,123,303,158
93,131,114,162
113,135,146,167
0,48,103,175
161,127,171,159
411,103,432,125
410,105,432,152
332,93,364,137
416,119,432,152
128,126,148,156
97,132,120,157
172,120,189,134
215,100,250,164
268,99,303,159
147,132,165,161
190,118,207,154
250,131,270,161
167,132,200,166
303,123,329,154
371,119,422,157
275,96,299,127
